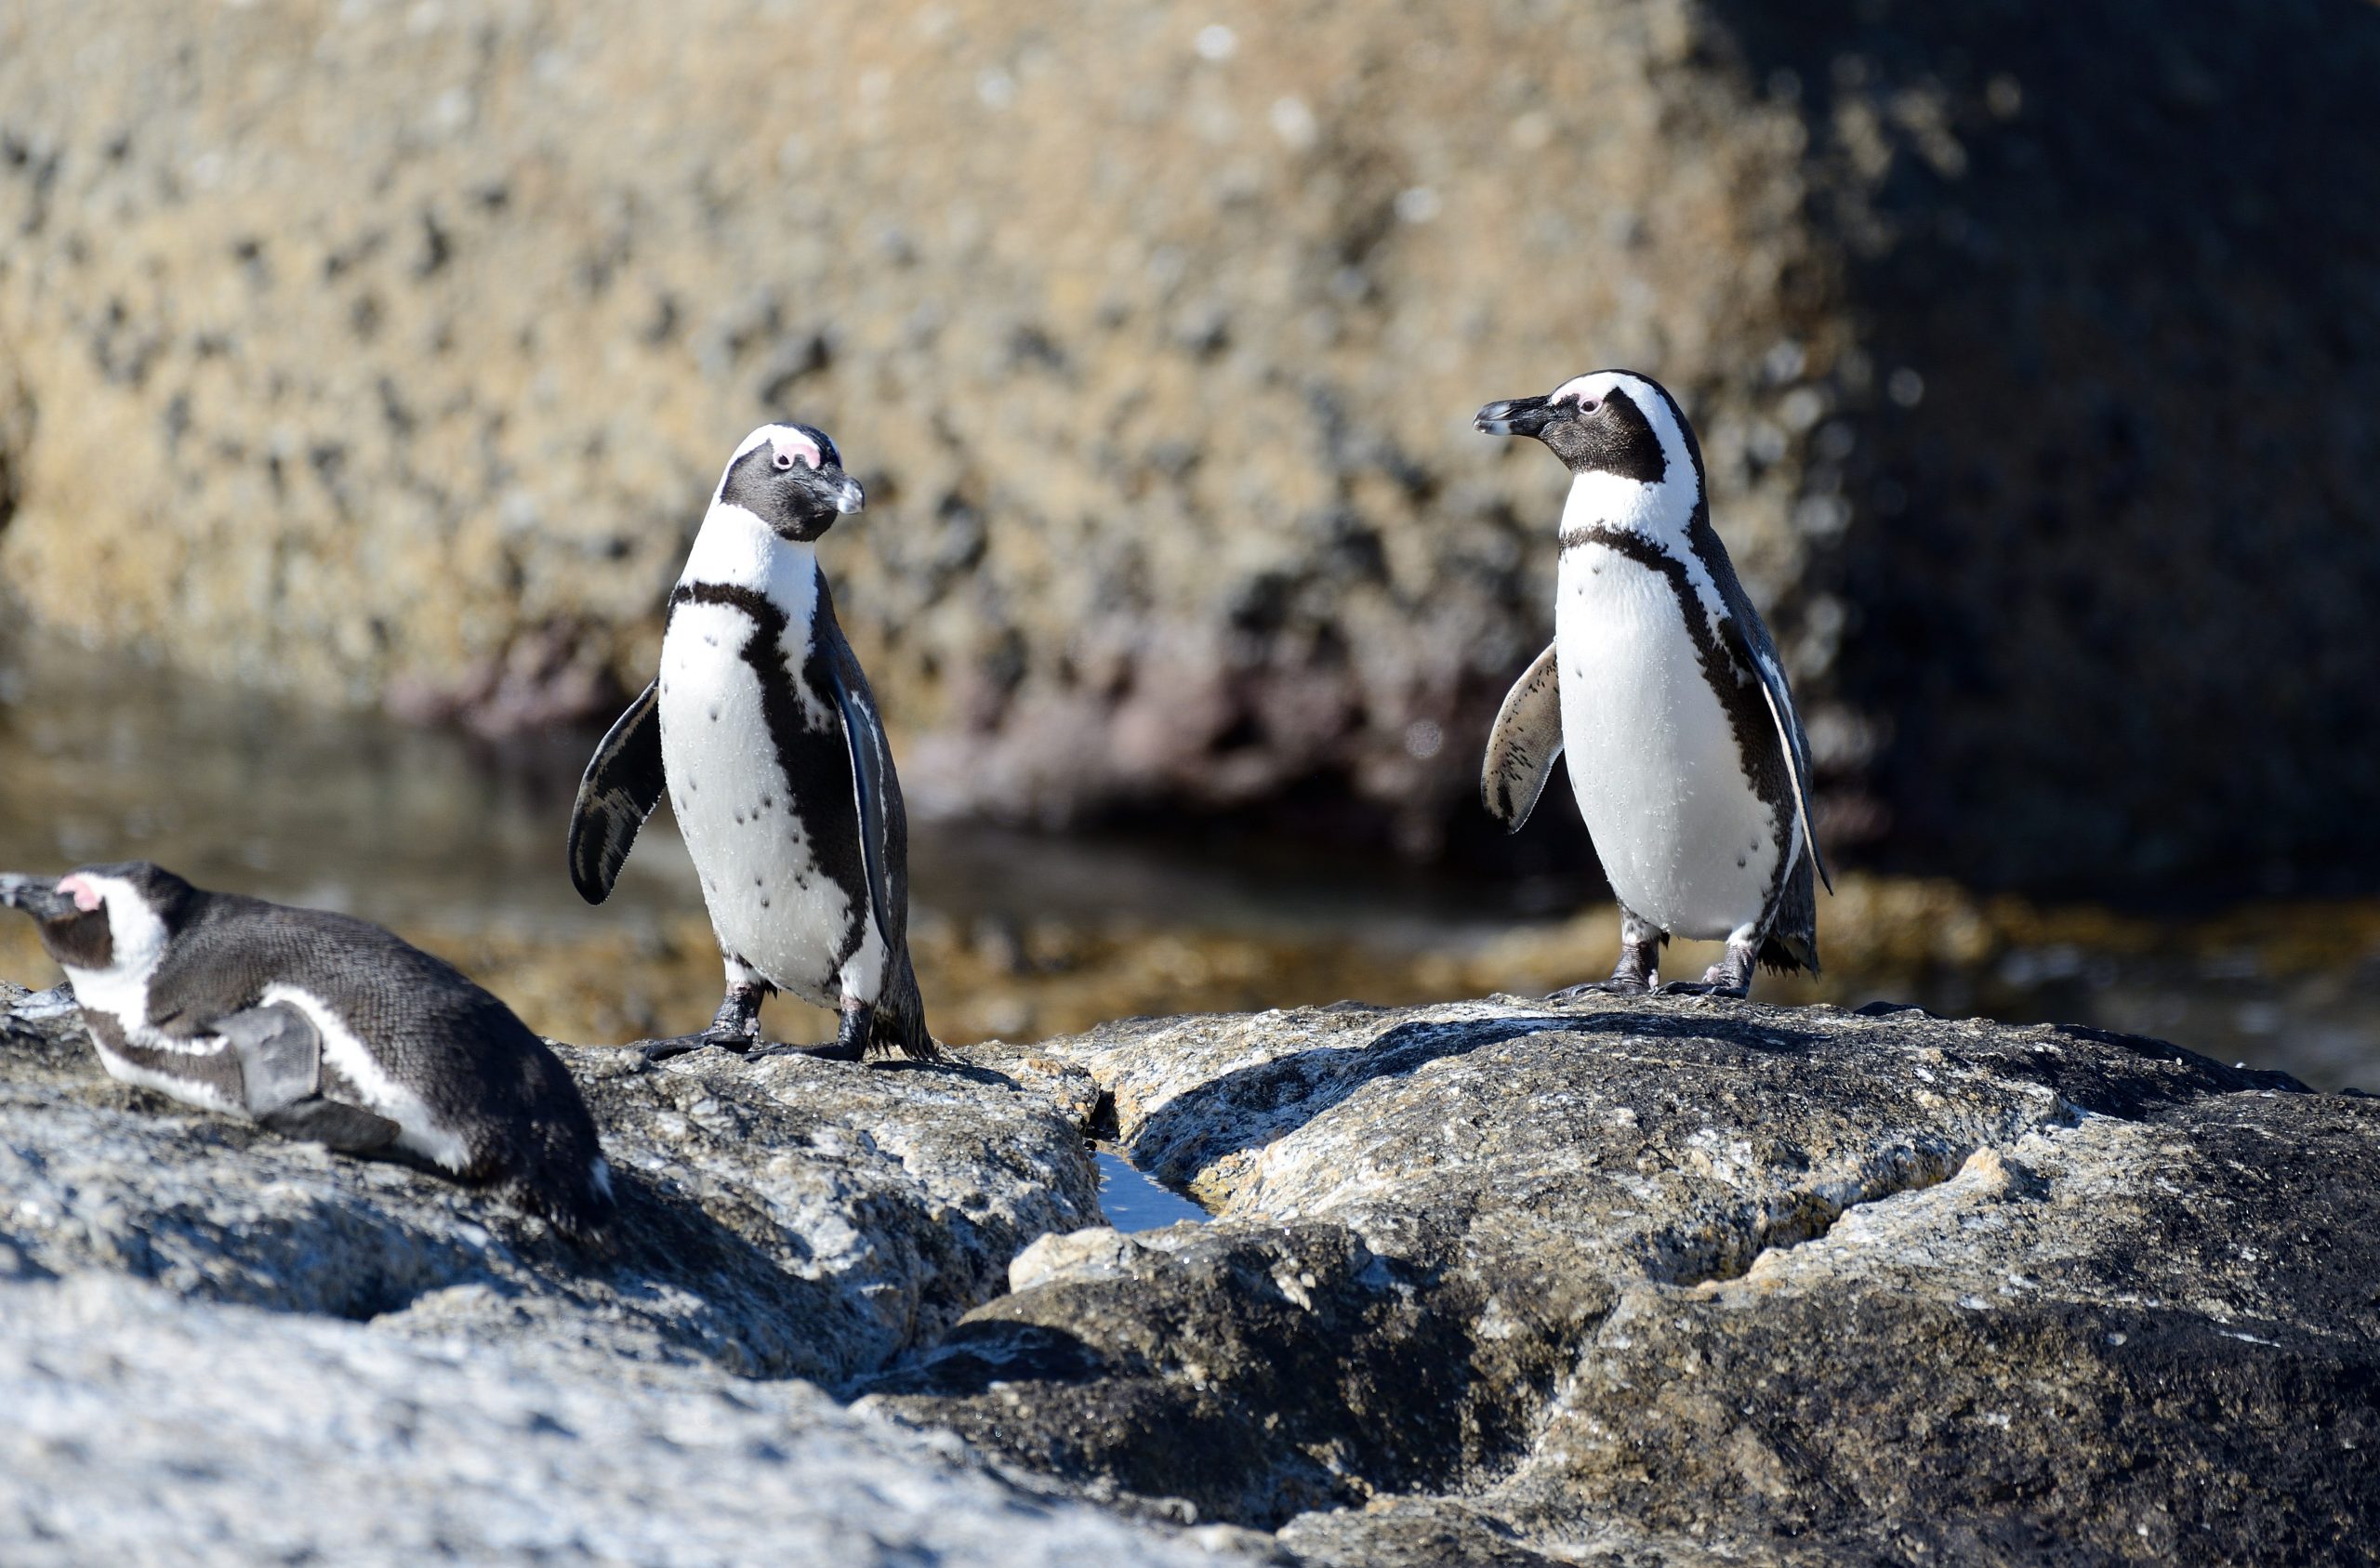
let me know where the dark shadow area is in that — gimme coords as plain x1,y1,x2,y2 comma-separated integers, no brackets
860,1319,1114,1398
1704,0,2380,900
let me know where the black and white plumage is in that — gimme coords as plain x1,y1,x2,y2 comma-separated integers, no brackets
1475,370,1829,998
567,423,934,1062
0,862,613,1237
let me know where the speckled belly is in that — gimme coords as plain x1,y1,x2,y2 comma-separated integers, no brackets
1555,547,1780,940
658,603,858,1004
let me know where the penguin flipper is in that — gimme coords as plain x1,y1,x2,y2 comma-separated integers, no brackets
1721,620,1832,896
820,622,901,956
214,1003,403,1153
1481,643,1564,831
567,680,667,904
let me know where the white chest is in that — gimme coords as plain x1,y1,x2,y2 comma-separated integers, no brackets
60,961,245,1114
1554,541,1781,941
656,511,877,1004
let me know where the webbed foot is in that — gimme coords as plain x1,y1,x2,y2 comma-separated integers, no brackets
751,1001,873,1064
1657,979,1749,999
638,1030,754,1064
1551,978,1650,999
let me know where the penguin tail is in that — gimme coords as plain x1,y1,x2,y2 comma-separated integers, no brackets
524,1160,617,1246
1759,849,1821,977
1759,929,1820,978
869,954,941,1061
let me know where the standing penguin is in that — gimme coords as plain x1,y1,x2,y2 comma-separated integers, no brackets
0,862,614,1237
567,423,934,1062
1474,371,1829,997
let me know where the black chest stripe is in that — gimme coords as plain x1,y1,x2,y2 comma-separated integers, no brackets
668,580,867,968
1559,525,1796,910
82,1011,246,1103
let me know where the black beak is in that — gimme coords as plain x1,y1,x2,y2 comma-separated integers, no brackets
1475,395,1557,439
802,463,864,517
0,874,76,922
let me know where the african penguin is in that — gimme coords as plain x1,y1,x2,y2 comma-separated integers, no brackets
1474,370,1829,997
0,862,614,1237
567,422,935,1062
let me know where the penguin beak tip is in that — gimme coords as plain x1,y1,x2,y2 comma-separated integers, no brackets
0,874,76,922
835,479,865,515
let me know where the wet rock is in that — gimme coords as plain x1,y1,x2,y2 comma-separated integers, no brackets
868,995,2380,1563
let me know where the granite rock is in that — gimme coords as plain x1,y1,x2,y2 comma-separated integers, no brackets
0,980,1101,1384
7,972,2376,1564
869,995,2380,1564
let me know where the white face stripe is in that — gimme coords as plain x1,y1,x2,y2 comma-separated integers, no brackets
263,982,473,1173
723,423,823,483
1551,372,1726,633
1547,371,1693,468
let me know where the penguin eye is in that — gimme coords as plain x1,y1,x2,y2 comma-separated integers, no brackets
1576,397,1602,415
774,453,794,471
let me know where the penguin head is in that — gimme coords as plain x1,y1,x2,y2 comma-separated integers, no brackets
0,861,196,974
1475,370,1688,485
715,423,866,542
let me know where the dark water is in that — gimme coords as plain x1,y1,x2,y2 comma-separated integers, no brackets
0,638,2373,1091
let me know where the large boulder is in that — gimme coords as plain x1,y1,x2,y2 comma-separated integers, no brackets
5,0,2368,887
868,996,2380,1563
6,980,2375,1562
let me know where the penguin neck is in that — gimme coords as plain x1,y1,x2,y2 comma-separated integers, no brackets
1558,468,1698,555
680,501,821,625
1557,470,1727,627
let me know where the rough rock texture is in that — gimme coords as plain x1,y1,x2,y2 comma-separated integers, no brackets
0,981,1102,1384
7,977,2379,1562
0,978,1289,1563
869,996,2380,1564
6,1,2369,885
0,1273,1287,1568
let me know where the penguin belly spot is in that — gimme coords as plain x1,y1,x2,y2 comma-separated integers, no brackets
1556,552,1779,941
658,609,856,1007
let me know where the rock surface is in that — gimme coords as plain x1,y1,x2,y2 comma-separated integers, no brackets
3,0,2373,886
871,996,2380,1564
0,980,1103,1385
6,977,2377,1564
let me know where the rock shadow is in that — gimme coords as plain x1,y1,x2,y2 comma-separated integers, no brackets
1125,1005,1827,1190
1697,0,2380,895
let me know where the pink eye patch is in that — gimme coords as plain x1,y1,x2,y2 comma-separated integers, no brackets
772,432,822,471
60,876,102,913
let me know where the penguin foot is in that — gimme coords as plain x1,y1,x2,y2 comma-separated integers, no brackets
1655,979,1750,999
1551,979,1650,999
637,1031,752,1064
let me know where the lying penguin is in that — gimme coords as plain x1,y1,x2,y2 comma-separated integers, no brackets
0,861,614,1237
1475,370,1829,998
567,422,935,1063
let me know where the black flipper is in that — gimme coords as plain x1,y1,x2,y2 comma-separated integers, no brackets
214,1003,403,1153
821,632,897,955
1714,605,1831,895
566,680,667,904
815,589,936,1060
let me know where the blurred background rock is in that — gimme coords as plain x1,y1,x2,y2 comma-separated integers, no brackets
1,0,2374,1081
